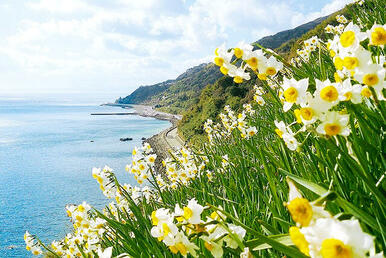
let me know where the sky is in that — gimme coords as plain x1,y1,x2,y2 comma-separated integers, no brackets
0,0,352,99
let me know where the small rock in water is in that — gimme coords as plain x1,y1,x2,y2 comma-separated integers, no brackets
141,137,146,140
90,140,94,142
120,137,133,142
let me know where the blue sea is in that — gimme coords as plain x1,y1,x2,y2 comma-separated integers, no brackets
0,96,170,257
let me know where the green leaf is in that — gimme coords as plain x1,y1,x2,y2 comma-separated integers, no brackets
246,234,293,251
280,170,328,196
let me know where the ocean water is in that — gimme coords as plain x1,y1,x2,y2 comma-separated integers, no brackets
0,98,170,257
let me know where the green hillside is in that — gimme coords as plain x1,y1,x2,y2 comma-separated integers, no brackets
179,9,350,144
116,16,327,114
255,16,327,50
117,63,223,114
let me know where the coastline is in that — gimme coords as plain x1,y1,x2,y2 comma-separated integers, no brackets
130,105,185,172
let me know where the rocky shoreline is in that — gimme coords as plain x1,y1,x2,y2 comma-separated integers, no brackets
132,105,184,173
104,104,184,172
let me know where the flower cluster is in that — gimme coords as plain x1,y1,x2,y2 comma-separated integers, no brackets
163,148,207,189
353,0,364,6
204,105,258,144
295,36,319,62
285,22,385,145
286,179,383,257
150,199,247,257
126,143,157,185
214,42,282,84
329,22,385,95
25,202,110,257
253,85,266,106
92,166,117,199
325,24,345,35
24,232,42,256
215,19,385,151
336,14,348,24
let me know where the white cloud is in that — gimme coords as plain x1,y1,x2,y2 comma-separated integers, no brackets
0,0,352,96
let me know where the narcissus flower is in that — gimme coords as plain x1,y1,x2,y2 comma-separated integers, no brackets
281,77,309,112
201,235,224,258
339,79,363,104
214,44,233,67
168,232,199,257
300,218,383,258
316,111,350,137
313,79,341,112
286,179,331,227
339,22,366,52
175,198,204,225
336,15,348,24
233,41,253,59
246,126,257,137
367,24,386,47
258,56,283,77
223,224,246,249
243,49,266,71
289,226,310,256
354,64,385,100
228,66,251,83
97,247,113,258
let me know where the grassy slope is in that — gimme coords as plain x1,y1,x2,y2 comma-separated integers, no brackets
178,8,350,145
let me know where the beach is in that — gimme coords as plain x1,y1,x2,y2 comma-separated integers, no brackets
131,105,185,172
100,103,185,171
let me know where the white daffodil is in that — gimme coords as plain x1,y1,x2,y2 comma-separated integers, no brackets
243,49,266,71
201,235,224,258
214,44,233,68
274,120,299,150
146,154,157,164
151,208,172,226
246,126,257,138
336,15,348,24
316,111,350,137
339,22,366,52
258,56,283,77
339,22,367,53
367,24,386,47
281,77,309,112
142,142,153,153
182,198,204,225
286,178,331,228
150,217,178,243
24,231,43,256
327,35,340,57
97,247,112,258
219,62,238,76
300,218,383,258
228,65,251,83
295,94,320,125
339,79,363,104
168,231,199,257
342,46,372,72
354,63,385,100
233,41,253,59
223,224,246,249
274,120,290,139
282,133,299,151
325,25,334,34
313,79,341,113
254,95,265,106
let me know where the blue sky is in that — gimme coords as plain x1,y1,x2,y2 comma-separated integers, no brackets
0,0,351,98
